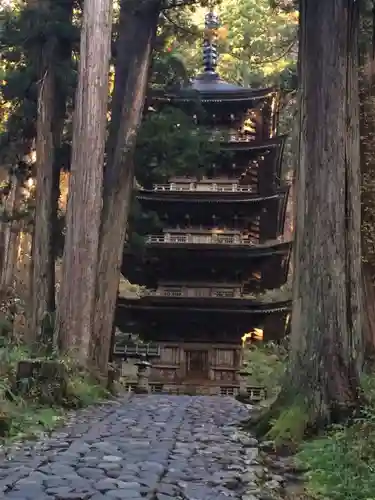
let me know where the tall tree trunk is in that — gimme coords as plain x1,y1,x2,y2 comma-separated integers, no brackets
56,0,113,360
29,0,74,348
255,0,362,437
30,49,56,347
90,0,161,376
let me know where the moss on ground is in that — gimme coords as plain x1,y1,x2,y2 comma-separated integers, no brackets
242,343,375,499
267,400,310,448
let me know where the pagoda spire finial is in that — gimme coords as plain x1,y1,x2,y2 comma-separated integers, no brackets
203,10,220,74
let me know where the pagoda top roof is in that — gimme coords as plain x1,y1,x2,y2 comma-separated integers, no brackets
152,75,278,104
153,10,280,104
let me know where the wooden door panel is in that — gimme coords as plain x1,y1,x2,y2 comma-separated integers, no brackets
186,350,208,378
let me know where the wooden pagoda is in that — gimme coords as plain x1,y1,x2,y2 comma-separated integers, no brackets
115,11,292,395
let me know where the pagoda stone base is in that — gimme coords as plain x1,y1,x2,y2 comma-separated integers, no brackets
119,342,266,401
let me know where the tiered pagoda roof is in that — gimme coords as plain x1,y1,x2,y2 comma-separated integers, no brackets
152,76,278,103
116,10,292,346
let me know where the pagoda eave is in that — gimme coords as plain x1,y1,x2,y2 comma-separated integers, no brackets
219,135,287,151
150,86,278,104
122,242,291,291
115,298,291,342
117,295,291,312
142,240,291,258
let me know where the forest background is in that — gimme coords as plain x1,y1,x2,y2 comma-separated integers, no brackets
2,1,375,498
2,0,375,398
0,0,299,370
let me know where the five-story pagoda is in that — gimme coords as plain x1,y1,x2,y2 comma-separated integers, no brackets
115,12,292,395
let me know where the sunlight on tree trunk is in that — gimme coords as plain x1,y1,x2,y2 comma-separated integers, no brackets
90,0,162,377
56,0,113,360
0,174,21,293
254,0,363,440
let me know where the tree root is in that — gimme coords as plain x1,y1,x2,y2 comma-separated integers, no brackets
243,389,365,453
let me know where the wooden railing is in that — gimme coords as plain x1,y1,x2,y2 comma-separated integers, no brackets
146,233,259,245
152,183,254,192
113,343,160,357
150,287,242,298
209,132,257,143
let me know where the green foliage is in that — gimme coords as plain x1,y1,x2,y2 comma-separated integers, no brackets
297,375,375,500
243,341,287,398
0,341,109,442
0,313,12,338
130,104,222,251
60,354,110,408
267,400,309,448
219,0,298,87
127,198,162,250
0,1,79,165
171,0,298,88
4,406,64,442
135,106,220,187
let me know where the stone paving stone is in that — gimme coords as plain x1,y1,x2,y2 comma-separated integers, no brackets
0,396,277,499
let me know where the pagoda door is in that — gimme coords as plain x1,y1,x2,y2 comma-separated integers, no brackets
186,350,209,379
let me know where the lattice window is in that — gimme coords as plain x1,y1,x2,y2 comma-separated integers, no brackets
217,235,235,244
150,384,163,394
124,383,137,393
246,386,266,401
170,235,187,243
220,386,239,396
212,288,236,298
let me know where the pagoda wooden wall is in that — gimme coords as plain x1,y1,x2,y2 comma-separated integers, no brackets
150,341,242,391
120,341,243,394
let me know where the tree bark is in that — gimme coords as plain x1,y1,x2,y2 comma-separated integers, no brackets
359,14,375,360
30,62,55,347
56,0,113,360
255,0,362,438
90,0,161,377
0,174,21,294
362,262,375,362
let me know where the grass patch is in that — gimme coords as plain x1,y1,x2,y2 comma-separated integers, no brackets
297,374,375,500
5,406,65,441
65,371,110,408
0,339,110,444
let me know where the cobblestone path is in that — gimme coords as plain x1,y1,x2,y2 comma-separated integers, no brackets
0,396,265,500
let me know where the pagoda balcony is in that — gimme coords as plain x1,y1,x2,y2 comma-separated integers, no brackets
145,233,286,246
148,286,242,298
152,182,254,193
209,131,262,143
